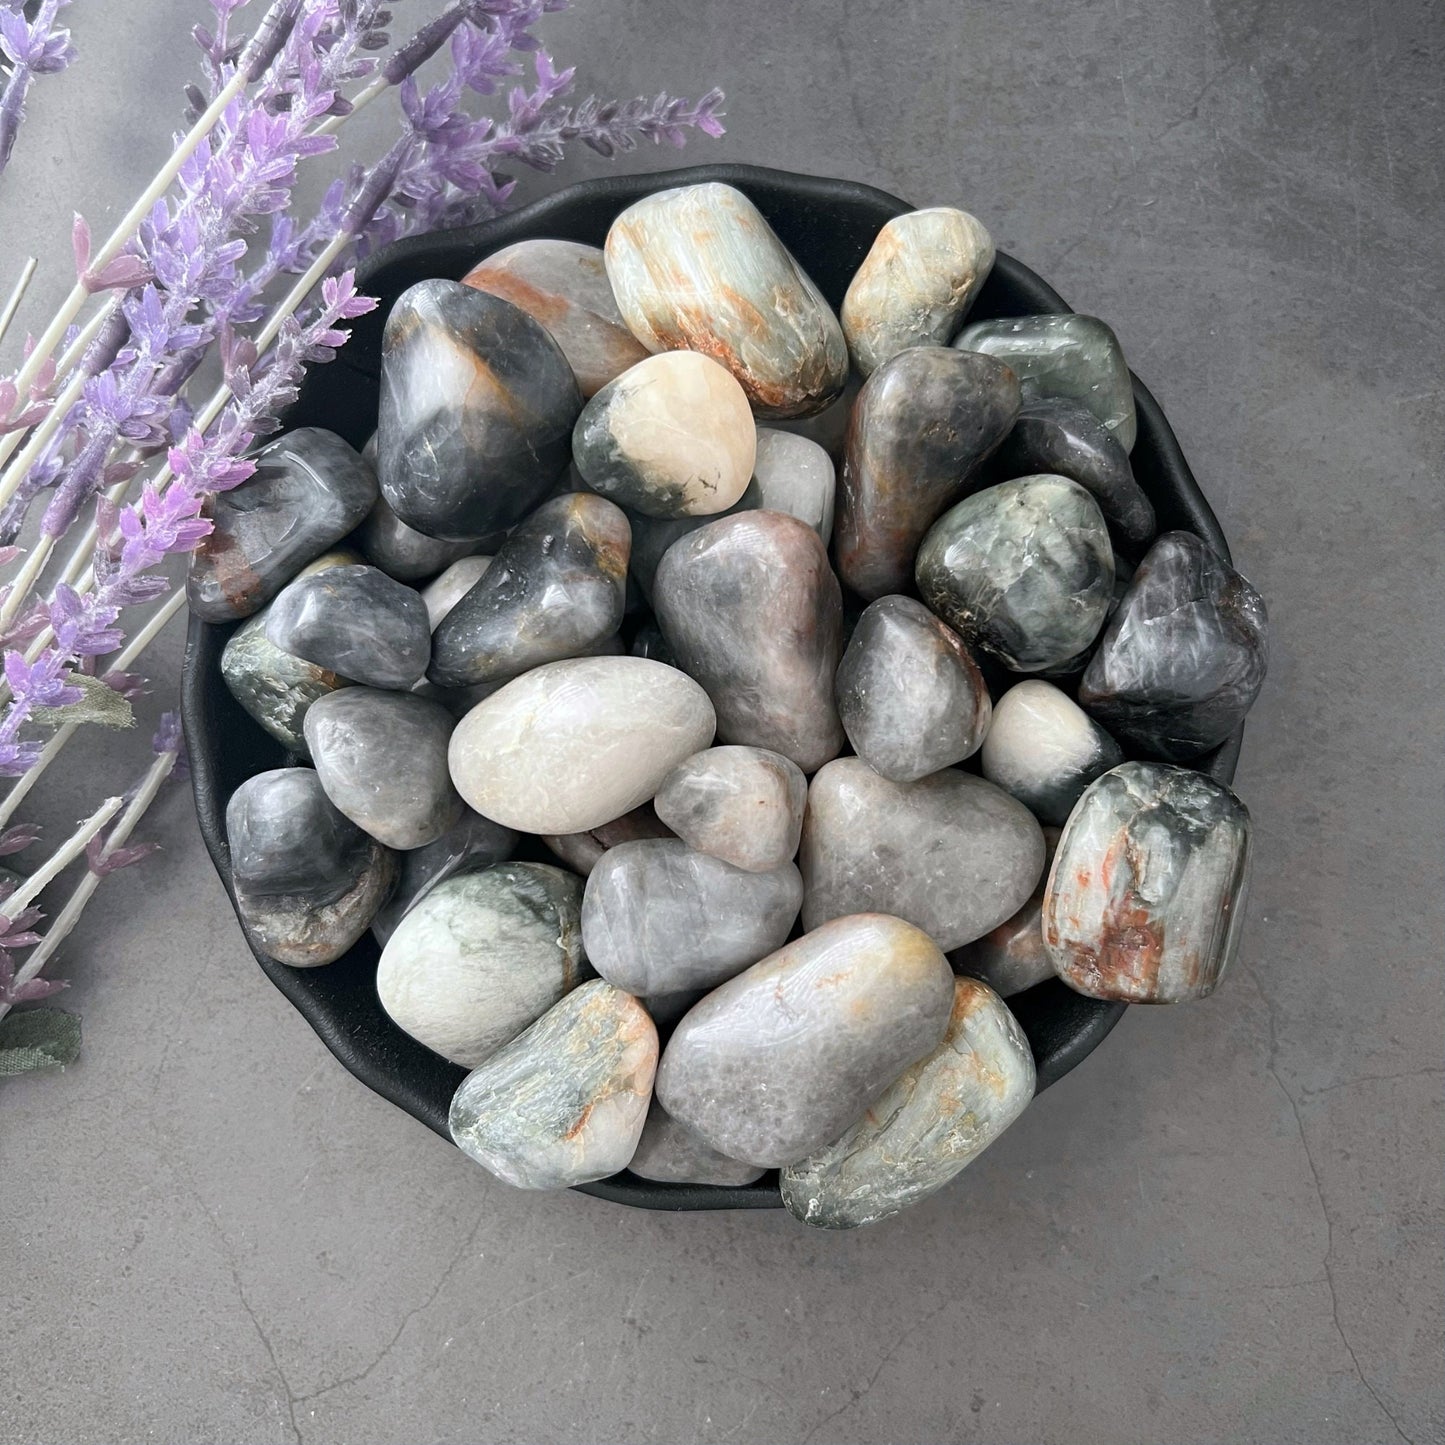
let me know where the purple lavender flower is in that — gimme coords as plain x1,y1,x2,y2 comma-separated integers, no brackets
0,0,75,177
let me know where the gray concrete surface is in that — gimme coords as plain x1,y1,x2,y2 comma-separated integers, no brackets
2,2,1442,1442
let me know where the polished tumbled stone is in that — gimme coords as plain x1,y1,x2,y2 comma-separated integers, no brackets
628,621,677,667
542,801,674,878
981,680,1125,826
954,313,1137,451
836,595,992,783
219,549,360,757
303,688,463,851
188,428,377,622
265,563,431,689
841,206,995,376
994,398,1155,555
653,745,806,873
572,351,756,518
463,238,649,397
1079,531,1269,760
448,656,716,834
781,976,1036,1228
835,347,1021,599
429,493,629,688
356,493,475,583
622,479,760,603
371,807,518,946
916,474,1114,673
449,980,657,1189
801,758,1045,951
751,428,836,544
377,863,586,1067
626,1101,766,1187
377,279,581,541
654,510,844,773
655,913,955,1167
226,768,396,967
950,827,1060,998
582,838,802,995
604,182,848,419
421,555,493,630
1043,761,1252,1002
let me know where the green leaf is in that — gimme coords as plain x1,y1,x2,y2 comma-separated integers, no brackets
36,672,135,733
0,1008,82,1075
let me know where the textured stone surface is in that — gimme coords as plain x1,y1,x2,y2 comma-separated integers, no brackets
581,838,802,994
782,976,1036,1228
1079,530,1269,760
541,802,674,878
356,494,475,584
187,428,377,622
994,398,1156,555
265,564,431,689
981,680,1125,826
370,808,518,947
653,510,843,772
950,827,1060,997
377,279,581,541
916,474,1114,672
420,554,493,630
835,347,1021,598
751,427,836,543
572,351,755,517
303,688,463,851
1044,761,1252,1003
954,312,1137,451
462,237,649,397
841,206,995,375
448,656,716,834
449,981,656,1189
802,758,1045,951
835,594,992,783
653,745,806,872
604,181,848,418
219,550,359,757
626,1101,766,1187
225,768,395,967
377,864,586,1067
429,493,629,687
656,913,955,1167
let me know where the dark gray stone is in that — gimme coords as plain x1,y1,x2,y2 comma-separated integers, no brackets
428,493,629,688
265,564,430,690
377,279,581,541
623,478,761,605
1079,531,1269,760
356,494,476,583
626,1101,766,1187
654,913,955,1167
1043,761,1252,1003
916,474,1114,672
541,801,675,879
186,428,377,622
834,347,1021,599
950,827,1060,998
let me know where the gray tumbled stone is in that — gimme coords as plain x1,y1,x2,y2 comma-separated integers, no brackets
981,680,1125,826
916,474,1114,673
627,1101,766,1187
421,555,493,630
581,838,802,995
801,758,1045,951
950,827,1060,998
226,768,396,967
449,980,657,1189
751,427,836,544
653,745,806,873
1043,761,1251,1003
266,564,430,689
655,913,955,1167
377,863,587,1067
303,688,463,851
187,428,377,622
357,493,476,582
541,802,674,879
781,976,1035,1228
835,595,992,783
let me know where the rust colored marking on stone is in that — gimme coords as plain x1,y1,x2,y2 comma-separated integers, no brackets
462,264,573,331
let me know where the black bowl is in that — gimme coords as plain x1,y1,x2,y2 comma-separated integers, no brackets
183,163,1243,1212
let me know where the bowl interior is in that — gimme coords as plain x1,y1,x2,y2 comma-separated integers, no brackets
182,163,1242,1212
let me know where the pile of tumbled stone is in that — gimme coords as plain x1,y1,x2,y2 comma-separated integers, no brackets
208,182,1267,1229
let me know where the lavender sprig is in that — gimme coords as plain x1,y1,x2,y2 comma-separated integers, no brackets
0,0,75,179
